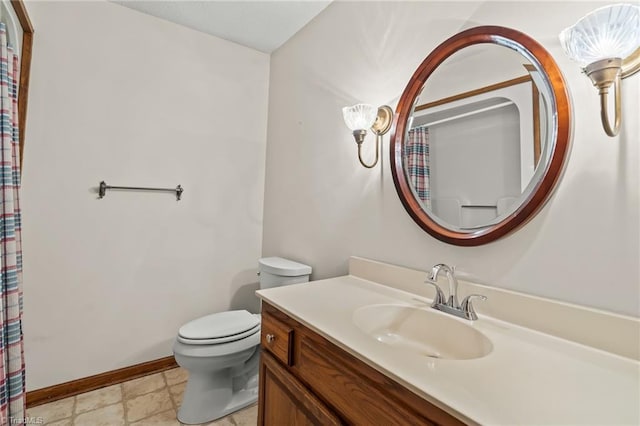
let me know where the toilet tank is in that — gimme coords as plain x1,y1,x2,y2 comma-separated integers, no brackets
258,257,312,289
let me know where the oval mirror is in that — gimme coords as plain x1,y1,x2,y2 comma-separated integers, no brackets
391,26,571,246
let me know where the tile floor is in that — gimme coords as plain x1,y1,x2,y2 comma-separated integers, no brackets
26,368,257,426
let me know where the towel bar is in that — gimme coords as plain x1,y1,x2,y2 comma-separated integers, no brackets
98,181,183,201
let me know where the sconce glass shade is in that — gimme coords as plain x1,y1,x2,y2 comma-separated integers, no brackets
342,104,377,131
559,4,640,67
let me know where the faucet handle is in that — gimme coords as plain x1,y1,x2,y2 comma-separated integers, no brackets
424,279,446,307
460,294,487,321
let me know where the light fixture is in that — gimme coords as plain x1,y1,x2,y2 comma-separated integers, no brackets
342,103,393,168
559,3,640,137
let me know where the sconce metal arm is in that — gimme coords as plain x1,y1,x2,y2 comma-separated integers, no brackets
352,105,393,168
356,133,380,168
347,105,393,168
599,75,621,137
585,58,623,137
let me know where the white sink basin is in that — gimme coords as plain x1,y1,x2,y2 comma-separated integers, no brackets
352,304,493,360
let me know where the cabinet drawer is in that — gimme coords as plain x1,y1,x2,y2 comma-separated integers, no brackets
261,312,294,366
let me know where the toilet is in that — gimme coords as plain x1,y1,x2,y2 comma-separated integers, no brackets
173,257,312,424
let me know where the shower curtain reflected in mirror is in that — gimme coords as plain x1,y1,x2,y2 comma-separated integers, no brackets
404,127,431,209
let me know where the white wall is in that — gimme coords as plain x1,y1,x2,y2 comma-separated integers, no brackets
21,1,270,390
262,1,639,316
429,103,521,227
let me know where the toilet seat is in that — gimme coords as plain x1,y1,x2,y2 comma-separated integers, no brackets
174,328,260,358
178,310,260,345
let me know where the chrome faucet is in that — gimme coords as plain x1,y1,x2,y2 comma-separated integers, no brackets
430,264,460,308
424,263,486,321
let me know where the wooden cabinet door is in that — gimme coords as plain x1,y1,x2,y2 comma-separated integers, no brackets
259,351,342,426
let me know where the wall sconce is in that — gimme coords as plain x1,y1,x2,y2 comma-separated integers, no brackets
342,104,393,168
559,3,640,137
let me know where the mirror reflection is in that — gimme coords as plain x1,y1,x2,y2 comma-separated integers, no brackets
404,43,554,230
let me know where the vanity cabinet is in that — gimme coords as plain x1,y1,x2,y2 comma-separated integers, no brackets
258,303,464,426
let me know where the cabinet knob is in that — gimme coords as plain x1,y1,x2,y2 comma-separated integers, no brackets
266,333,276,344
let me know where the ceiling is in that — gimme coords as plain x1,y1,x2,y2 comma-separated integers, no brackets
113,1,332,53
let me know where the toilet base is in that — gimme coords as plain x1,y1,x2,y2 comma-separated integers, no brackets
177,385,258,425
176,358,260,425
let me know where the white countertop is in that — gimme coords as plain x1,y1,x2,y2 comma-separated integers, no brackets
257,275,640,425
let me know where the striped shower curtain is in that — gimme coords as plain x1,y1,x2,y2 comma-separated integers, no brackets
0,22,25,423
404,127,431,208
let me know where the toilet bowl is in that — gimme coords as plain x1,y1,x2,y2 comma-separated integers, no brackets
173,310,261,424
173,257,312,424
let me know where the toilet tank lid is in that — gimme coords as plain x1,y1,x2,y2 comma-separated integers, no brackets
259,257,312,277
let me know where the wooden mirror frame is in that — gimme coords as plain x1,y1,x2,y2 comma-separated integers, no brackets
390,26,571,246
